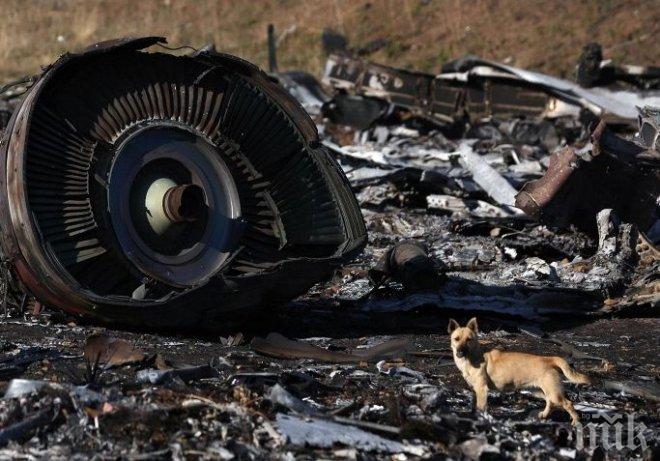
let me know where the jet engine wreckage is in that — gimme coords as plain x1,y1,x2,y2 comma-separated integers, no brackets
0,37,366,329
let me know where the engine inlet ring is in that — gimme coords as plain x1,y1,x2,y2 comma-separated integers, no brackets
107,125,241,287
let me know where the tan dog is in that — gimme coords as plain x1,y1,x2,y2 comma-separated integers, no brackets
448,318,590,425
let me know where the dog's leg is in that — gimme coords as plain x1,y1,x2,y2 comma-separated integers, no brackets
542,373,580,425
561,397,580,426
474,381,489,412
538,374,558,421
536,380,553,419
538,398,552,420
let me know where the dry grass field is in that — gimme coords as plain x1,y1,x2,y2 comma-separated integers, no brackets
0,0,658,82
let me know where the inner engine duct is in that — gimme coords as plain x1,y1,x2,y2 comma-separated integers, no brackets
0,37,366,330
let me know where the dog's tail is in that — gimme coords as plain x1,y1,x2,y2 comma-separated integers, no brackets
551,357,591,384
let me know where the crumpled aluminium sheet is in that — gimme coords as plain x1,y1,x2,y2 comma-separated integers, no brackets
444,57,660,123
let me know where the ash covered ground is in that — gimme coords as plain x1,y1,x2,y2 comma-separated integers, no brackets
0,308,658,459
0,42,659,459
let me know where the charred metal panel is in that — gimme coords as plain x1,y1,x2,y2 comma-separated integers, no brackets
429,80,463,120
0,38,366,330
324,54,660,127
323,54,550,125
325,54,435,118
488,82,549,118
358,65,430,109
324,54,363,90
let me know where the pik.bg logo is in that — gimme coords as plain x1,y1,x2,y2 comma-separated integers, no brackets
575,412,648,452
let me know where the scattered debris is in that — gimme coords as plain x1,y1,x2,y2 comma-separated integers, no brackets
0,405,60,448
83,335,145,368
0,311,657,459
251,332,410,363
136,365,218,385
275,413,425,455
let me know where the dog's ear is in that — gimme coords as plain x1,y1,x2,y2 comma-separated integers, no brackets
447,318,459,334
466,317,478,333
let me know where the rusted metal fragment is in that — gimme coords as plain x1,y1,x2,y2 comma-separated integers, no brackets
514,146,580,222
369,240,442,292
515,121,659,234
0,37,367,331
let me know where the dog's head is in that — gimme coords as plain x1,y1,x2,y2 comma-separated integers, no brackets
447,317,479,358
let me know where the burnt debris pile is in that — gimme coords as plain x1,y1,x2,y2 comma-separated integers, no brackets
272,41,659,320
